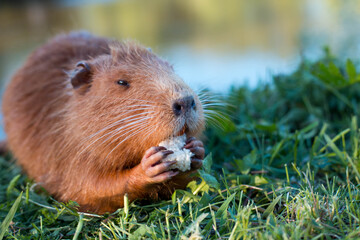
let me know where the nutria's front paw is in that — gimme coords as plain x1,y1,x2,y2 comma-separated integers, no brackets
140,146,179,184
184,137,205,170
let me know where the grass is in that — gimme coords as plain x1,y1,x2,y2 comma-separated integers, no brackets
2,48,360,239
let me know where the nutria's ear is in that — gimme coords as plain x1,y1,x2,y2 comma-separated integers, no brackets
70,61,92,89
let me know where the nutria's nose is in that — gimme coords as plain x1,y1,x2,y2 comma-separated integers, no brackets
172,96,196,116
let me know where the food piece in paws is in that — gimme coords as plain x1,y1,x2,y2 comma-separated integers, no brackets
158,135,193,172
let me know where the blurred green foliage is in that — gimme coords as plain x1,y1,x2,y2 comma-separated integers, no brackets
207,48,360,178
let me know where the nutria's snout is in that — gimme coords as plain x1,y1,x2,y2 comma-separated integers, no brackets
172,95,196,116
170,93,203,137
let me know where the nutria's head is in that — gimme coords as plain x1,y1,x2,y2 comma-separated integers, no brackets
69,41,205,169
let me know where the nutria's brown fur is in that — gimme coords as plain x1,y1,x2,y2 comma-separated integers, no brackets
2,32,205,214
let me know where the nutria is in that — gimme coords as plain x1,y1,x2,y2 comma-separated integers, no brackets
2,32,205,214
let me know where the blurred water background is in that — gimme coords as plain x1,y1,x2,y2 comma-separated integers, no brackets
1,0,360,139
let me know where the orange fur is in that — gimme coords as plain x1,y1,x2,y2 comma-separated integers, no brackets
2,32,205,213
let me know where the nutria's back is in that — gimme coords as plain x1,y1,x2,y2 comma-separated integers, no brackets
3,32,110,179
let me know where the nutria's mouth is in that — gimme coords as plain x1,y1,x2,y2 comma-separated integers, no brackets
177,124,188,136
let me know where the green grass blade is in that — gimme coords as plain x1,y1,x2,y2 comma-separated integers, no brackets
324,134,347,164
182,213,208,237
6,174,21,198
0,192,23,240
262,195,282,219
203,193,236,232
320,129,350,153
72,214,84,240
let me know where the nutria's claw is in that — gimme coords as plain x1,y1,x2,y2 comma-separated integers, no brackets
140,147,178,183
184,138,205,160
190,158,203,170
145,160,176,177
185,137,196,144
184,138,204,148
189,147,205,160
152,170,179,183
143,146,167,159
141,149,172,170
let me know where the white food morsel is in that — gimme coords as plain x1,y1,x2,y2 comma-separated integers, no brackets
158,134,193,172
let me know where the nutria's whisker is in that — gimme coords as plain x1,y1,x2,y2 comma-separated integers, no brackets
198,95,223,102
104,104,156,109
88,96,161,105
142,124,157,141
199,100,224,107
203,111,228,131
79,114,154,150
201,103,226,108
79,115,154,155
103,114,155,134
100,117,153,146
100,122,150,153
103,120,152,149
197,94,216,100
94,97,169,109
204,109,230,121
195,87,212,96
203,109,228,122
103,124,154,162
110,106,156,114
81,121,151,157
200,97,235,110
198,95,216,101
197,91,224,100
204,115,225,131
197,89,222,96
80,109,155,144
104,118,150,139
108,111,155,127
140,126,157,149
199,91,232,127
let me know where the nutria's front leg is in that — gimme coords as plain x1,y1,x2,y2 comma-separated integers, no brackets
78,146,179,213
128,138,205,202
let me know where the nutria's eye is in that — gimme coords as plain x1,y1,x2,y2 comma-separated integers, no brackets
117,80,129,87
